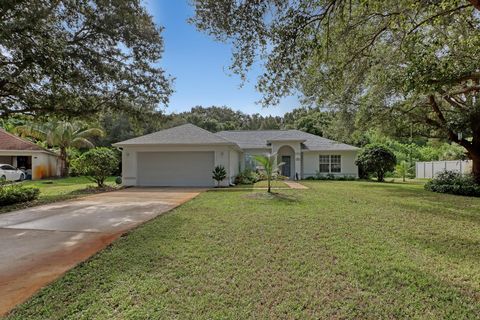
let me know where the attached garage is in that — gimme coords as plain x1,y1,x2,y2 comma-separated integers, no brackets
136,151,214,187
114,124,241,187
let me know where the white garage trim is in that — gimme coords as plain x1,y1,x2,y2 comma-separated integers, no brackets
136,151,215,187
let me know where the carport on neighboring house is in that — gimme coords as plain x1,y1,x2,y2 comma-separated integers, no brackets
0,128,60,180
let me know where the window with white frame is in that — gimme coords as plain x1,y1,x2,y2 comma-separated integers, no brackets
319,155,330,173
330,155,341,173
318,155,341,173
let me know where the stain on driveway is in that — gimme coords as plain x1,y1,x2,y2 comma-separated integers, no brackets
0,187,203,316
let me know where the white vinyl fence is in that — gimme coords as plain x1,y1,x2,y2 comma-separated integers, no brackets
416,160,471,179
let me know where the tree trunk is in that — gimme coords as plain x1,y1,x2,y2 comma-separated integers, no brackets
469,0,480,11
470,149,480,184
60,147,68,177
377,170,384,182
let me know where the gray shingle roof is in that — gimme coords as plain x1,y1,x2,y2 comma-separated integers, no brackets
114,123,358,151
215,129,359,151
114,124,237,146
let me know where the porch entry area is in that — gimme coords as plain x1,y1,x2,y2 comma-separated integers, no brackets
277,145,295,180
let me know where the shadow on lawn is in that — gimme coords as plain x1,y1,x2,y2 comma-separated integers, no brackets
365,183,480,225
343,260,480,316
243,191,300,204
406,233,480,263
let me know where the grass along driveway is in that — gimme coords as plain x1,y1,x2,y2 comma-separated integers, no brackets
6,181,480,319
0,177,117,214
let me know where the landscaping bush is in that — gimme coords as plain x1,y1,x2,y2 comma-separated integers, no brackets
305,173,357,181
74,147,120,187
234,169,260,185
356,144,397,182
0,184,40,206
425,170,480,197
212,165,227,187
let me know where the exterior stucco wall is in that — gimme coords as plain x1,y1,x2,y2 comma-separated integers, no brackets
0,151,59,180
121,145,237,187
229,150,241,183
302,151,358,178
32,153,60,180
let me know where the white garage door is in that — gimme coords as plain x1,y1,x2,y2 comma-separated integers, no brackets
137,151,214,187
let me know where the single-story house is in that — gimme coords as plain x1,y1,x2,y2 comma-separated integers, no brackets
0,128,60,180
114,123,359,187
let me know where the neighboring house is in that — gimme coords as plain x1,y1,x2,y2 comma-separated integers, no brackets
114,123,359,187
0,128,60,180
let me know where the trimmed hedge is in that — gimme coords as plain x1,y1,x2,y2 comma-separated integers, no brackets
305,174,357,181
0,184,40,206
425,171,480,197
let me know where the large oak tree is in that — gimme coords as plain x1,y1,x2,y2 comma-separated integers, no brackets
191,0,480,182
0,0,172,117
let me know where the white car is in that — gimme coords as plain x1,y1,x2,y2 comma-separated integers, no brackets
0,164,26,182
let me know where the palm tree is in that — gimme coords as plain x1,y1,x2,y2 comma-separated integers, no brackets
15,121,104,177
253,153,284,193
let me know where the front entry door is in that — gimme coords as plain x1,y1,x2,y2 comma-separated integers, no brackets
281,156,291,178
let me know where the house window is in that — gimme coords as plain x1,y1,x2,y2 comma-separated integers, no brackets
319,155,330,173
331,155,341,173
319,155,341,173
244,154,256,170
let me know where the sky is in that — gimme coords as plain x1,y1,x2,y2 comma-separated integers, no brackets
144,0,299,116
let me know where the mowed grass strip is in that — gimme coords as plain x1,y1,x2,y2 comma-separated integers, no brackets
0,177,117,213
6,181,480,319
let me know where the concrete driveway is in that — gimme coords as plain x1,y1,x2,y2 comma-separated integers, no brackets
0,187,203,316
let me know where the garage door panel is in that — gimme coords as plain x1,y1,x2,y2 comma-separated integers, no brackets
137,152,214,187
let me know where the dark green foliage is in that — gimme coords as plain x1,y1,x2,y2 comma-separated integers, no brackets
212,165,227,186
425,171,480,197
0,184,40,206
356,145,397,182
74,148,120,187
234,170,260,185
0,0,171,117
191,0,480,183
305,174,356,181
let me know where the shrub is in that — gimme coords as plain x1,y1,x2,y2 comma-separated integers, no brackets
306,173,357,181
75,147,120,187
212,165,227,187
425,170,480,197
0,184,40,206
356,145,397,182
234,169,259,185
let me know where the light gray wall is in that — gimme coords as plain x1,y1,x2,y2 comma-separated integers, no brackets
302,151,358,178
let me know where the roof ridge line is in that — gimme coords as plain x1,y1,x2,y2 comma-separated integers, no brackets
0,128,54,153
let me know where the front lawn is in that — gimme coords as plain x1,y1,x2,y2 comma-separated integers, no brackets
0,176,116,213
7,181,480,319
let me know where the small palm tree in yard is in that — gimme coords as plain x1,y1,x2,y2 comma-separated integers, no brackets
396,160,413,182
212,165,227,187
15,121,104,177
253,153,284,193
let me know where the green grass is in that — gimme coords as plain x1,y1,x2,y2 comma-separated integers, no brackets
7,181,480,319
0,176,116,213
232,180,289,188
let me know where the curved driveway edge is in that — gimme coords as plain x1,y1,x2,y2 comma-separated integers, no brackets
0,187,203,316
